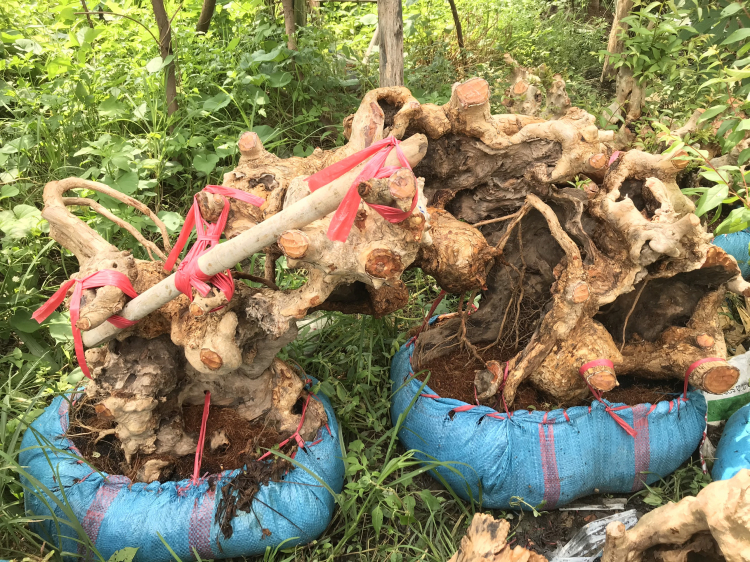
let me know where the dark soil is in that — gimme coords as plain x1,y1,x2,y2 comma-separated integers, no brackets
215,457,292,540
416,347,684,410
68,398,296,483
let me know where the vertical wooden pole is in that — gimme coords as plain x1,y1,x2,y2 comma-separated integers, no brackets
281,0,297,50
377,0,404,87
601,0,633,81
151,0,178,116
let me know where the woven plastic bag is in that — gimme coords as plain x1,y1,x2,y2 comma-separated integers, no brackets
713,402,750,481
20,382,344,562
391,339,707,509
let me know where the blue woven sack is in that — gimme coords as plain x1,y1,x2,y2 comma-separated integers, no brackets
713,402,750,481
391,339,707,509
20,382,344,562
713,230,750,279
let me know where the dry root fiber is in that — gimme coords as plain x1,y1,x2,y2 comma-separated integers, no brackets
41,75,747,476
450,513,547,562
602,469,750,562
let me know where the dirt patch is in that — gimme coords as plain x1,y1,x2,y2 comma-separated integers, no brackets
416,347,684,410
68,398,297,483
68,398,128,477
215,457,292,540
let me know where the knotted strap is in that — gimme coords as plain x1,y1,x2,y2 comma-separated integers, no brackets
578,359,637,437
32,270,138,379
164,185,264,303
306,136,418,242
192,390,211,484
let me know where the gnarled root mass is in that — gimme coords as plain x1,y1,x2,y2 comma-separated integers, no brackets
602,469,750,562
450,513,547,562
41,76,745,478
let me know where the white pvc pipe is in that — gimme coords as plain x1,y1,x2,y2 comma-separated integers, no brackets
82,136,426,347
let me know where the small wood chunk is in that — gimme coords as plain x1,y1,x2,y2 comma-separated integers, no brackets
200,349,223,370
238,131,264,159
670,150,690,170
696,334,715,349
388,169,417,200
278,230,310,259
700,363,739,395
513,80,529,95
572,282,590,303
589,153,608,169
95,403,114,419
365,249,403,279
455,78,489,108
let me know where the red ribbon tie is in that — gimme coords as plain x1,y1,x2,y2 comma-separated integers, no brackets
306,136,418,242
32,270,139,379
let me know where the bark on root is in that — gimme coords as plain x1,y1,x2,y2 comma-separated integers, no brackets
602,469,750,562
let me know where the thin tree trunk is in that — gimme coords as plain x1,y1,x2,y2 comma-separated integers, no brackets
446,0,465,67
294,0,307,29
196,0,217,34
81,0,95,28
151,0,178,116
377,0,404,87
281,0,297,50
601,0,633,81
364,23,380,62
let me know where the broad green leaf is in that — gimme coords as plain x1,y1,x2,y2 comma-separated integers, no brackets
203,92,232,112
700,170,726,183
0,204,43,239
107,547,139,562
193,153,220,175
360,13,378,25
110,155,131,172
156,211,183,234
698,105,727,122
722,28,750,45
695,183,729,216
14,38,42,54
46,56,72,79
419,489,442,512
371,505,383,538
47,312,73,343
739,148,750,166
715,207,750,235
722,2,743,17
726,68,750,79
268,71,292,88
98,96,127,118
10,309,41,334
248,45,284,63
111,171,139,195
145,56,164,73
251,125,279,144
227,37,240,50
83,27,103,44
0,184,19,200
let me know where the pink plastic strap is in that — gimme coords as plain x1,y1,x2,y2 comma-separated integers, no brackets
577,357,637,438
258,392,315,461
306,136,418,242
451,404,476,413
192,391,211,484
164,186,262,304
579,359,614,376
684,357,724,399
32,270,138,379
608,151,622,166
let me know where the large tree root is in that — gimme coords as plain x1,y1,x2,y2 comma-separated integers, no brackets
602,469,750,562
40,75,749,474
